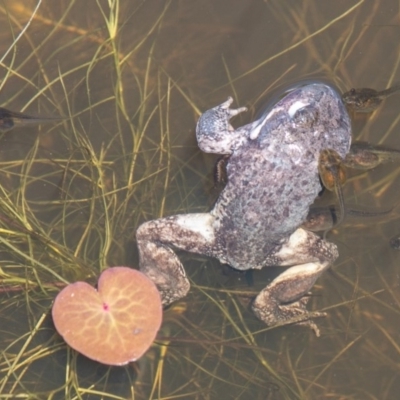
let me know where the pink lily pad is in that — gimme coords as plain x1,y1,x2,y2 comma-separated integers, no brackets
52,266,162,365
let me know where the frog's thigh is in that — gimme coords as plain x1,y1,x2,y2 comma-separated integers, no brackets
136,214,215,305
137,213,216,251
269,227,338,267
252,228,338,336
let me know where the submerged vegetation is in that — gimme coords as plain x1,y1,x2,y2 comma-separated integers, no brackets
0,0,400,399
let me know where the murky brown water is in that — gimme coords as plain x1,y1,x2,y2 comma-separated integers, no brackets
1,1,400,399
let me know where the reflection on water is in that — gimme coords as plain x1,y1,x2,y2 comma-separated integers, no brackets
0,0,400,399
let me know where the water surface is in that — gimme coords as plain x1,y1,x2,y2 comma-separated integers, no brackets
0,1,400,399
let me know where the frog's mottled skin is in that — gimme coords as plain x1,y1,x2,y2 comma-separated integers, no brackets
136,83,352,335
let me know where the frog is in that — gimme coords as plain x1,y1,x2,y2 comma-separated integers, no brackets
303,142,397,234
317,149,347,237
342,83,400,113
343,141,400,169
0,107,61,132
136,82,352,336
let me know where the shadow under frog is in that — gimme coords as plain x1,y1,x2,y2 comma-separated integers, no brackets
136,83,352,336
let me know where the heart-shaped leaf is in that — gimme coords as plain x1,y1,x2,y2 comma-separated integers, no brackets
52,266,162,365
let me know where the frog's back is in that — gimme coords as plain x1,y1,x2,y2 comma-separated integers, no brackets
211,83,351,269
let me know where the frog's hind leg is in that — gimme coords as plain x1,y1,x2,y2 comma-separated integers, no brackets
252,228,338,336
136,213,216,306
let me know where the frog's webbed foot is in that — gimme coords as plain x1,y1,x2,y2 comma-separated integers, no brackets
252,228,338,336
136,213,216,306
285,296,327,335
196,97,248,154
318,149,347,236
253,286,327,337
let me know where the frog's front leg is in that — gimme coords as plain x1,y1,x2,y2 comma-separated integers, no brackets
196,97,249,154
252,228,338,336
136,213,216,306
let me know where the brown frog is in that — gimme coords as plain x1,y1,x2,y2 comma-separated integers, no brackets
344,141,400,169
342,83,400,113
318,149,347,236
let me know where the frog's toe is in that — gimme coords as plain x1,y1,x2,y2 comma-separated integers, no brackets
252,292,326,336
221,97,247,118
221,96,234,108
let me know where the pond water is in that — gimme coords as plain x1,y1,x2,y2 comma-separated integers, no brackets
0,1,400,399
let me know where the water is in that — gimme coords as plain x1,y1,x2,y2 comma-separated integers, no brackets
0,1,400,399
